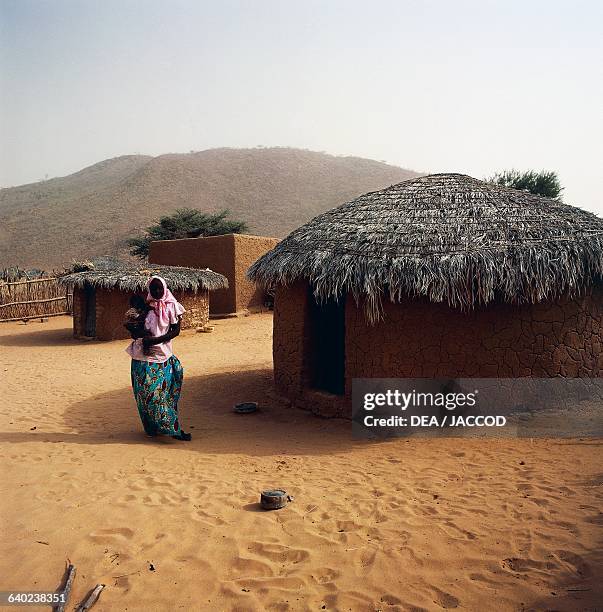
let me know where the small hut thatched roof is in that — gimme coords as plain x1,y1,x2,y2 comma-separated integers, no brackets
248,173,603,321
59,257,228,292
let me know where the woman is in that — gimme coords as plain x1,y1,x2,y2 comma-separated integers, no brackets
126,276,192,441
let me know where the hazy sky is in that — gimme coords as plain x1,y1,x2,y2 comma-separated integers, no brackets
1,0,601,214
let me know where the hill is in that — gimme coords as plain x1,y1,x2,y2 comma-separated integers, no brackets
0,148,420,269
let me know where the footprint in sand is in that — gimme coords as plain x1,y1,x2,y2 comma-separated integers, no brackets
529,496,550,507
191,507,226,527
500,556,553,573
585,512,603,525
323,589,374,610
171,555,214,572
358,547,377,568
335,520,361,533
313,566,341,584
112,574,135,591
386,499,406,510
88,527,135,543
439,520,477,540
552,519,582,537
143,476,172,488
553,549,592,578
139,532,168,552
231,555,274,577
116,493,137,504
431,587,460,609
233,574,307,594
380,592,403,606
247,542,310,564
372,510,389,524
468,572,505,587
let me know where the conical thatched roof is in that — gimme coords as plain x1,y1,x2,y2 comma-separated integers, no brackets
59,257,228,292
248,173,603,322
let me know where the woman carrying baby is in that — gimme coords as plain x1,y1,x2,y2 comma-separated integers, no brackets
125,276,192,441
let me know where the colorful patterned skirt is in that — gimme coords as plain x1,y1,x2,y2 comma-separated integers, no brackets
130,356,184,436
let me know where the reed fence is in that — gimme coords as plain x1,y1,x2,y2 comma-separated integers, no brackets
0,277,73,322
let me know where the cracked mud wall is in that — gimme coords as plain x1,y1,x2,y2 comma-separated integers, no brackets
273,282,603,417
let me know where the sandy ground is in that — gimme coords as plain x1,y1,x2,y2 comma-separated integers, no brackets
0,315,601,612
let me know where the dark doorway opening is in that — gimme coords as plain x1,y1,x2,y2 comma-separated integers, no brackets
307,288,345,395
83,284,96,337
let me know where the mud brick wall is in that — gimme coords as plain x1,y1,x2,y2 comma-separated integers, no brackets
232,234,280,312
150,234,235,314
273,281,347,417
177,290,210,331
346,285,603,386
273,281,310,400
94,288,133,341
273,282,603,418
149,234,278,315
72,287,209,341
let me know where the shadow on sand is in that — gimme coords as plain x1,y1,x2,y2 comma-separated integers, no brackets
0,325,88,348
523,547,603,611
0,368,365,457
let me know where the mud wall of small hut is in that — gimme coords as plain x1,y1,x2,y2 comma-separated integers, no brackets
149,234,278,315
73,287,209,341
273,282,603,418
176,290,210,332
72,287,87,337
92,288,129,341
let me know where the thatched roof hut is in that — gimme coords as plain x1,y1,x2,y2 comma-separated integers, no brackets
249,173,603,322
248,173,603,417
60,256,227,293
60,257,228,340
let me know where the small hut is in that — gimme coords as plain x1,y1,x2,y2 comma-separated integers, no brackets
149,234,279,316
248,173,603,417
60,258,228,340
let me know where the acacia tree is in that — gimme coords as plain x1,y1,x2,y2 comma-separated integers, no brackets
487,170,563,200
128,208,248,259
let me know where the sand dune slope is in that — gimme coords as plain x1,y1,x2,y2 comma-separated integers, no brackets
0,315,601,611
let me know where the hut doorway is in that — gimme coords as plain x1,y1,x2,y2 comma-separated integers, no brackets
83,284,96,337
306,289,345,395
